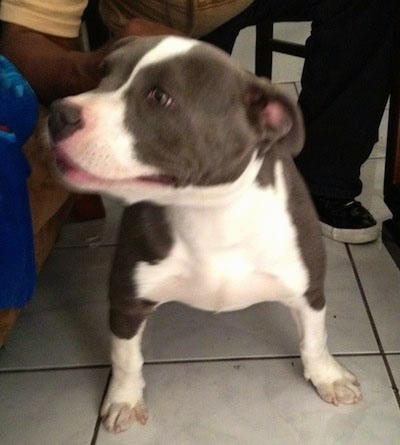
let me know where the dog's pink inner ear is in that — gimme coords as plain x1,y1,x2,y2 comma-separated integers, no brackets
261,100,291,131
245,88,293,135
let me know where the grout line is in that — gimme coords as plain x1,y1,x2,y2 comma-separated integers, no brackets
142,351,399,366
0,364,110,374
91,369,112,445
276,81,298,86
345,244,400,409
146,355,299,366
368,156,386,160
2,352,400,374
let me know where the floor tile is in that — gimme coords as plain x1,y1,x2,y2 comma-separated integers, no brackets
143,238,377,362
273,22,310,46
95,356,400,445
31,245,114,311
55,195,123,248
270,51,304,84
232,22,309,82
276,82,298,100
322,239,378,353
359,158,392,225
0,246,114,370
232,26,256,73
0,303,110,370
349,242,400,354
387,355,400,390
0,225,377,369
0,368,108,445
370,109,389,159
0,234,377,372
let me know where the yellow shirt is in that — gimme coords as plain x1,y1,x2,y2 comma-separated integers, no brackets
0,0,88,38
0,0,253,38
99,0,253,37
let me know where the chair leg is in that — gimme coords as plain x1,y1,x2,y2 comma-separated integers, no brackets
255,21,274,78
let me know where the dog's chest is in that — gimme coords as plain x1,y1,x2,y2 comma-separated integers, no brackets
135,182,309,312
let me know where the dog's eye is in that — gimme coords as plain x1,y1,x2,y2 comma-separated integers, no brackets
148,88,173,107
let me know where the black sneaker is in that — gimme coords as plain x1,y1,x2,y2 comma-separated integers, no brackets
312,196,380,244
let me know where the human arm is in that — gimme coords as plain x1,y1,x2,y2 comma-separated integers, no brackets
0,22,108,105
0,14,184,105
116,16,185,39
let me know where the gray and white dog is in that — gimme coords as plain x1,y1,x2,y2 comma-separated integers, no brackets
47,36,362,433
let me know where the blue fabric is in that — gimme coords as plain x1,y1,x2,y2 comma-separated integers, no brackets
0,56,39,309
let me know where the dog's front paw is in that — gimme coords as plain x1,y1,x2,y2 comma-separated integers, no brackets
102,400,149,433
304,355,362,406
101,372,148,433
314,373,362,406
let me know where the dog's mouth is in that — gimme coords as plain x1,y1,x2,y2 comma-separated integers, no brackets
54,151,176,188
136,173,177,186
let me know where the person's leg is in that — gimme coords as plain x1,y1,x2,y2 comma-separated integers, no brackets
202,0,398,243
294,0,397,243
296,0,396,199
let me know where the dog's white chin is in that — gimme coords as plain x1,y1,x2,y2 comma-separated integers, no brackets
54,154,176,192
55,153,263,209
117,155,264,208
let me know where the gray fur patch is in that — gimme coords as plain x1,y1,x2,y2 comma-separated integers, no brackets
109,202,173,339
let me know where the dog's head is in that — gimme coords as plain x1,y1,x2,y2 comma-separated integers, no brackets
47,36,304,205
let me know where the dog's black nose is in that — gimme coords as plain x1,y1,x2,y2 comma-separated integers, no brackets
48,100,83,142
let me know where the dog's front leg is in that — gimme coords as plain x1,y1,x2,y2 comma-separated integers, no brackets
101,322,149,433
101,203,170,433
290,299,362,405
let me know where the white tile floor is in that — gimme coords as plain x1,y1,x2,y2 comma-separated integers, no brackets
1,23,400,444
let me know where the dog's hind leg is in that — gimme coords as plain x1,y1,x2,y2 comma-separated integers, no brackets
289,298,362,406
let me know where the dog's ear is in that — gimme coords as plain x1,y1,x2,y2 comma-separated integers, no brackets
100,36,139,66
244,78,305,157
107,36,140,54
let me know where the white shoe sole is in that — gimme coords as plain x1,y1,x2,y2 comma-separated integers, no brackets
320,222,380,244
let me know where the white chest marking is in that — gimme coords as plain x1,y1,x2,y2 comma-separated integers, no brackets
122,37,199,91
135,161,308,312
